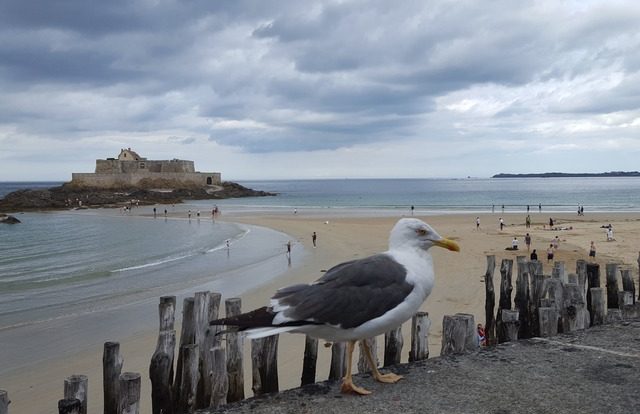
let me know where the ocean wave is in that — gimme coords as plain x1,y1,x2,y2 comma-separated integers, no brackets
206,227,251,252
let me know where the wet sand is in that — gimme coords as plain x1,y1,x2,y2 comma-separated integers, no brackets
3,210,640,413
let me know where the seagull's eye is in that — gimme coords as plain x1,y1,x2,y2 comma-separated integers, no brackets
416,228,427,236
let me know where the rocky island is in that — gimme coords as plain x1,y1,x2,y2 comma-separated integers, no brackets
0,149,274,212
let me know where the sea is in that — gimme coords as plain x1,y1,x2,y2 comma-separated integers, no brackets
2,177,640,374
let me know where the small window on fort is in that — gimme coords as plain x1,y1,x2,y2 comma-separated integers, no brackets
139,162,145,169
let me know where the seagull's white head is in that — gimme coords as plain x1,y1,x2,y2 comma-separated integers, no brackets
389,218,460,252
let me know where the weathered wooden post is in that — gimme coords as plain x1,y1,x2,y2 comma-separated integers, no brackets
174,297,196,398
528,260,544,337
119,372,141,414
149,330,176,414
576,260,588,302
500,310,520,341
409,312,431,362
618,291,634,307
357,337,378,374
301,336,318,386
552,261,566,283
441,314,474,356
538,307,558,337
455,313,478,351
225,298,244,402
621,269,635,303
199,292,222,409
384,326,403,367
561,283,588,332
328,342,347,381
515,258,531,339
496,259,513,342
605,263,620,309
251,335,280,395
103,341,123,414
150,296,177,414
176,344,199,414
64,375,88,414
586,263,601,326
638,252,640,301
484,255,496,345
58,398,82,414
0,390,10,414
542,277,564,333
589,287,606,326
209,346,228,409
193,291,212,409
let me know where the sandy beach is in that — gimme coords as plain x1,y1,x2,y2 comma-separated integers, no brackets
3,210,640,413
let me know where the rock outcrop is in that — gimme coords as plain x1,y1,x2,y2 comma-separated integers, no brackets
0,181,275,212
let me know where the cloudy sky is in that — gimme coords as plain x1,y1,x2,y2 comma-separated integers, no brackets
1,0,639,181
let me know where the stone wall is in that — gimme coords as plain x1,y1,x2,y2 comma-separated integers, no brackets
95,159,196,174
70,172,221,189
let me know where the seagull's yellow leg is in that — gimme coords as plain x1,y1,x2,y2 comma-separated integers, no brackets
340,340,372,395
361,339,403,384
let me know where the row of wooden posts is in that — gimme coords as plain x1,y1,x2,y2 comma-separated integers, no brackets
1,257,639,414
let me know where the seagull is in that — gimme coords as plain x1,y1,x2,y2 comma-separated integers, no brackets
210,218,460,394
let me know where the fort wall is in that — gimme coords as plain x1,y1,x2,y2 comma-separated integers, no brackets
70,172,221,189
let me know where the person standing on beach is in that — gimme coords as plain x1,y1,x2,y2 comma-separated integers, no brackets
286,240,292,257
512,237,519,250
553,235,560,250
476,217,480,230
547,244,554,263
525,215,531,229
527,205,530,213
153,207,157,218
502,205,505,213
492,205,495,213
411,205,415,215
312,232,317,247
539,203,542,212
525,233,531,251
589,241,596,258
530,249,538,261
499,217,504,231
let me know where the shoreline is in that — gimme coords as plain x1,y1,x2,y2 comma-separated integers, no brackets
2,210,640,413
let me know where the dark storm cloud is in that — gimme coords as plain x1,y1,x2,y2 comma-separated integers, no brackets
1,0,639,156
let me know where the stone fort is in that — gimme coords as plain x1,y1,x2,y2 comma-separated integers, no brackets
70,148,221,189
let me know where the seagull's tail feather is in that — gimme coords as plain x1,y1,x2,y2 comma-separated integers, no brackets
210,306,319,337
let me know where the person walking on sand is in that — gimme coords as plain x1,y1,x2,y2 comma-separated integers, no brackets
512,237,519,250
476,217,480,230
530,249,538,261
411,205,415,215
525,233,531,251
286,240,292,257
553,235,560,250
499,217,504,231
547,244,554,263
525,215,531,229
589,241,596,258
312,232,317,247
607,227,614,241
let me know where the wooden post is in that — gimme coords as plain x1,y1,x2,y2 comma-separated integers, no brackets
528,260,544,337
561,283,588,332
589,287,606,326
576,260,588,302
621,269,635,303
605,263,620,309
193,291,211,409
159,296,176,331
586,263,601,326
209,346,228,409
484,255,496,345
64,375,88,414
500,310,519,342
225,298,244,402
552,261,566,283
384,326,403,367
58,398,82,414
618,291,634,307
176,345,199,414
328,342,347,381
542,277,564,333
455,313,478,351
441,315,473,356
638,252,640,301
149,330,175,414
538,307,558,337
496,259,513,342
409,312,431,362
119,372,141,414
515,258,531,339
357,337,378,374
199,292,222,409
174,297,196,399
0,390,10,414
103,342,123,414
300,336,318,386
567,273,578,284
251,335,280,396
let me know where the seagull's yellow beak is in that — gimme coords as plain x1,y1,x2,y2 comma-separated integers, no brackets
433,238,460,252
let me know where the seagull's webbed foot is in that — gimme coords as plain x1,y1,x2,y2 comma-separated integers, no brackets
340,377,372,395
373,371,403,384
